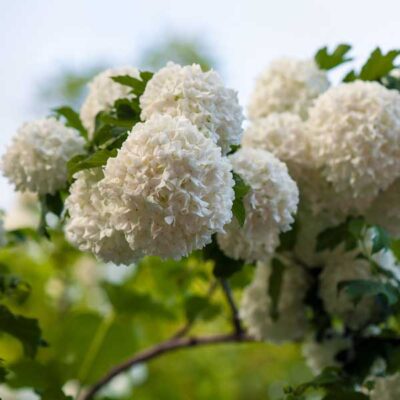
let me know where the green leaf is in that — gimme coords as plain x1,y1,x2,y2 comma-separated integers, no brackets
232,172,251,227
0,305,45,358
343,70,357,82
53,106,88,140
67,148,117,179
315,44,352,70
103,283,175,320
277,219,299,252
0,361,8,383
184,295,221,322
370,225,390,254
381,74,400,91
203,236,245,278
39,387,72,400
358,48,400,81
316,221,348,252
0,273,31,304
391,239,400,261
268,258,286,321
111,70,153,97
338,279,399,307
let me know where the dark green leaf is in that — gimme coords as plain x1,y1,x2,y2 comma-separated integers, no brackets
277,219,299,252
0,361,8,383
316,221,348,252
391,239,400,262
0,273,31,304
184,295,221,322
111,70,153,97
359,48,400,81
39,387,72,400
338,279,399,307
370,225,390,254
381,74,400,91
232,172,251,227
315,44,352,70
53,106,88,140
268,258,286,321
0,305,45,357
67,149,117,179
343,70,357,82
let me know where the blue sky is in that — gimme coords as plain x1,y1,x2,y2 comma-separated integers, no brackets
1,0,400,209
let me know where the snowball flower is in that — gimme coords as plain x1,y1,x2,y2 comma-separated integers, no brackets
366,178,400,238
248,58,329,120
307,81,400,214
140,62,243,154
240,261,310,343
100,114,234,260
217,148,299,263
302,334,352,374
2,118,85,194
370,373,400,400
80,66,141,135
65,168,136,265
319,251,380,330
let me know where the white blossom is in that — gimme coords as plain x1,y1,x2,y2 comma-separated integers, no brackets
65,168,136,265
140,62,243,154
217,148,299,263
307,81,400,214
100,114,234,260
2,118,85,194
240,261,310,343
370,373,400,400
319,250,380,330
248,58,329,120
302,334,352,374
80,66,141,136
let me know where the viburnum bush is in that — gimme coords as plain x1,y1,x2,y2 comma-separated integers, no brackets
2,45,400,400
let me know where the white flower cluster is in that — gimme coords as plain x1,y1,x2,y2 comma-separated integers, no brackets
65,168,136,265
247,58,330,120
302,335,352,374
370,373,400,400
80,66,141,135
307,81,400,214
217,148,299,262
319,250,379,330
99,114,234,260
140,62,243,154
2,118,85,194
240,261,310,343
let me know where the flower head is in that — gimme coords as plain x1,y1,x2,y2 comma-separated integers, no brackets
2,118,85,194
140,62,243,154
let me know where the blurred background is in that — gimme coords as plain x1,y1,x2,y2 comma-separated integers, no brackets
1,1,400,398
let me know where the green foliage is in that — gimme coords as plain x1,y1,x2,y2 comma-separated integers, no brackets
53,106,88,140
343,47,400,82
370,225,390,254
277,219,299,252
184,295,221,323
315,44,352,70
268,258,286,321
232,172,251,227
0,305,45,358
38,192,64,238
111,71,154,97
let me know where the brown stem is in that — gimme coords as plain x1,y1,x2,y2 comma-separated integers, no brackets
80,332,255,400
219,278,243,335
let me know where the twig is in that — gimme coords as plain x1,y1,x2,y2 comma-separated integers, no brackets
219,278,243,334
80,332,255,400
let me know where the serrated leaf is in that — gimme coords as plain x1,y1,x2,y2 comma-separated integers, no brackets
338,279,399,307
0,305,45,358
359,48,400,81
370,225,390,254
232,172,250,227
315,44,352,70
67,149,117,179
53,106,88,140
268,258,286,321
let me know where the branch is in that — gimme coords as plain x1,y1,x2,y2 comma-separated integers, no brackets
219,278,243,334
80,332,255,400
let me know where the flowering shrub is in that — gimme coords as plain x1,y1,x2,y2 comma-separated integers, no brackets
2,44,400,400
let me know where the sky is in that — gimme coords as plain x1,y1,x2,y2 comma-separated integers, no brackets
1,0,400,209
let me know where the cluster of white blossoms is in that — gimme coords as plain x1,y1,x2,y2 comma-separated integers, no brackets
307,81,400,214
247,58,330,120
1,118,85,194
319,250,379,330
302,334,352,374
217,148,299,263
99,114,234,260
240,261,310,342
370,373,400,400
140,62,243,154
80,66,141,135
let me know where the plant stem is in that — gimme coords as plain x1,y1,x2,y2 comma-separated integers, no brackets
219,278,243,334
80,331,255,400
